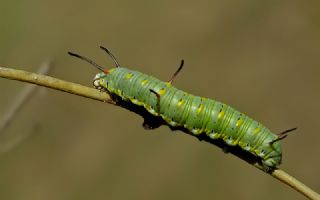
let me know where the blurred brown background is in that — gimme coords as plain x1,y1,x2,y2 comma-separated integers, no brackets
0,1,319,200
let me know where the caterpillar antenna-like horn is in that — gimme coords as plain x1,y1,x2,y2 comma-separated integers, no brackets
279,127,297,136
270,127,297,145
168,59,184,84
99,46,120,67
68,52,104,72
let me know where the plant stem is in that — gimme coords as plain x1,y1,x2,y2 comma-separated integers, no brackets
0,66,319,200
253,164,320,200
0,66,112,103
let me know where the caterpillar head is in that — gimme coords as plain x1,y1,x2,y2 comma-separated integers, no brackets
260,139,282,170
68,46,120,91
93,72,109,91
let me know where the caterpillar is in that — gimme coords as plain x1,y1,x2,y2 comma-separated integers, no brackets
68,46,295,171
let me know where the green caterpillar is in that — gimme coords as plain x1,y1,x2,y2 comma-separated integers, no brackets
68,46,295,171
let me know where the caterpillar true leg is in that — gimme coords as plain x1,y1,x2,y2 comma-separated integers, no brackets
168,59,184,84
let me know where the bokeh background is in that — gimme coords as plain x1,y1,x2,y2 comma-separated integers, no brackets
0,1,319,200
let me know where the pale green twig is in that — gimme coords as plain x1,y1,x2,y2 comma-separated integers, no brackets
253,163,320,200
0,66,112,103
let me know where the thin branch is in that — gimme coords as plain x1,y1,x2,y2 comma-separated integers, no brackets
0,66,319,200
273,169,320,200
0,66,112,103
253,164,320,200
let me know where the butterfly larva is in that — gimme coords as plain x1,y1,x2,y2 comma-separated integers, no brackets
68,46,295,171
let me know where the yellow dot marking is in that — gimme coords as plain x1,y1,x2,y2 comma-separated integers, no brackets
141,79,148,85
164,117,171,123
232,140,238,145
197,104,204,114
218,110,225,119
159,88,166,96
254,127,260,134
116,89,122,95
236,118,244,127
109,68,115,73
125,73,133,79
177,99,184,107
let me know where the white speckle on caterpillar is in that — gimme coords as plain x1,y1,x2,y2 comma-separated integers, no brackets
208,131,218,139
168,121,177,126
191,129,201,135
226,137,235,145
245,144,251,151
